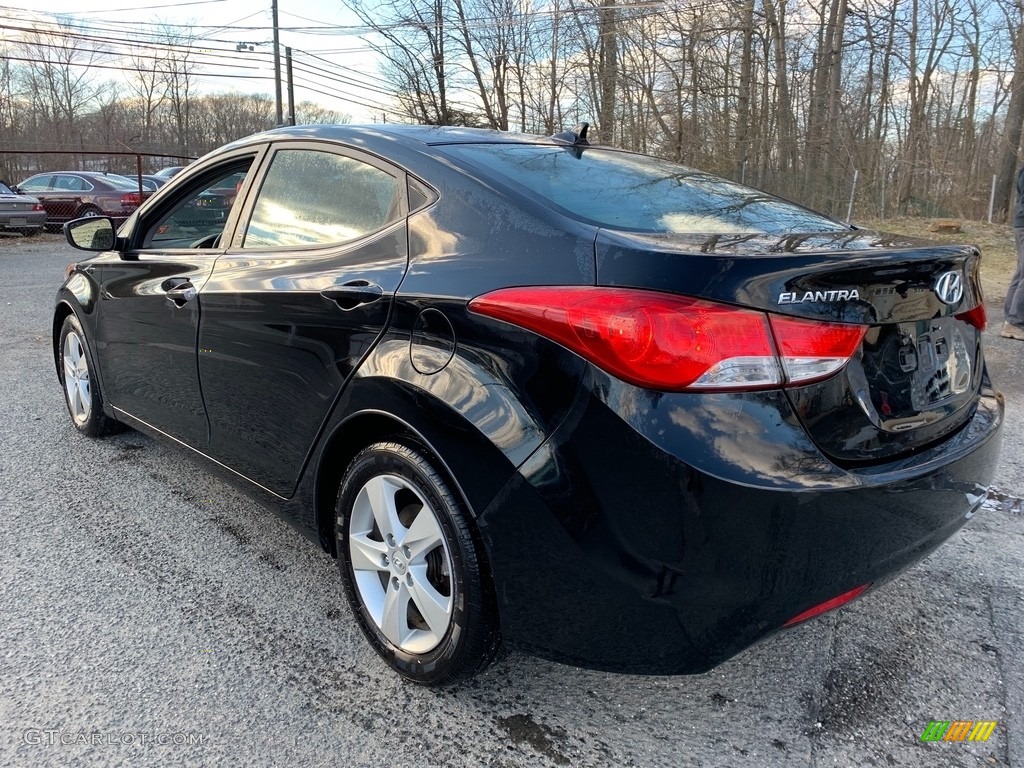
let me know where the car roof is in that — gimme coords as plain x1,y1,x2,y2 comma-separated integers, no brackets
222,123,576,153
25,171,128,180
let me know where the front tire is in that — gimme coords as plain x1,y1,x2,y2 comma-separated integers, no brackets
336,440,501,685
58,314,120,437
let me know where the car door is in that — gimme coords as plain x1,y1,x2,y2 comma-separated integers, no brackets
94,149,265,447
197,142,410,497
48,175,94,222
17,174,54,219
17,174,53,194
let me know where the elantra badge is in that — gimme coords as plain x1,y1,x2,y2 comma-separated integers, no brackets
778,289,859,305
934,271,963,305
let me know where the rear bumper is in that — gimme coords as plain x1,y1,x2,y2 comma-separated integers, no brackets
0,211,46,230
478,369,1003,674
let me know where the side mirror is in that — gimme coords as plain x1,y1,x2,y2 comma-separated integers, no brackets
64,217,116,252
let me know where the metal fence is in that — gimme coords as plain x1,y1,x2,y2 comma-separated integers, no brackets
1,150,195,234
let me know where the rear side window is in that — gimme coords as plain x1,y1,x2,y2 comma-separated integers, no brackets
442,145,847,235
243,150,400,248
99,175,142,191
54,175,94,192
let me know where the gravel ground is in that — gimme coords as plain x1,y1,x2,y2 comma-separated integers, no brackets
1,233,1022,767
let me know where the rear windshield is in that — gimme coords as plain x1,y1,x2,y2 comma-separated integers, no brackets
101,175,143,190
442,144,847,235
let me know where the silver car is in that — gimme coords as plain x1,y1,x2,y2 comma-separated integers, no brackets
0,181,46,235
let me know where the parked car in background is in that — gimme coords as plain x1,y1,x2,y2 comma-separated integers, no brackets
0,181,46,236
53,124,1003,686
16,172,151,230
154,165,187,179
140,174,170,191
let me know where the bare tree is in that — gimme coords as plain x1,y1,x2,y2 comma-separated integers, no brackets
156,23,197,158
993,0,1024,219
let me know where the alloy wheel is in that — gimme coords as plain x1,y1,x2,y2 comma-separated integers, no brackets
62,330,92,424
348,474,454,654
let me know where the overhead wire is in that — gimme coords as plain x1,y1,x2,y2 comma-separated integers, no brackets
40,0,234,15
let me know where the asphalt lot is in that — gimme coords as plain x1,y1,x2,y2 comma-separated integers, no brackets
1,233,1022,767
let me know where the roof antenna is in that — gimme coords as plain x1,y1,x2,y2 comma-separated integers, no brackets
550,122,590,157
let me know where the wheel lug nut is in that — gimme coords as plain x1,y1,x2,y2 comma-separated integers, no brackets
405,573,413,587
386,534,396,547
391,576,399,590
381,554,389,567
402,546,411,559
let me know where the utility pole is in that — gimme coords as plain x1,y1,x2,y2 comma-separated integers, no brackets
272,0,283,125
285,47,295,126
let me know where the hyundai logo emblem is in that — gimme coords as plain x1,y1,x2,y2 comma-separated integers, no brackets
934,272,963,305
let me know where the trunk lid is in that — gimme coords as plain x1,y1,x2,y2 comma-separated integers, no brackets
595,228,985,463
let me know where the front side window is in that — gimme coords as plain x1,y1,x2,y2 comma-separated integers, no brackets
442,144,847,235
144,163,251,249
243,150,400,248
19,175,52,192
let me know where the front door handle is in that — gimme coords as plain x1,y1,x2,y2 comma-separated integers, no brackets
163,279,197,307
320,280,383,310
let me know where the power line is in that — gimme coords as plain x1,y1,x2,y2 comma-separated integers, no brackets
288,73,398,115
0,53,272,80
0,24,277,76
42,0,233,14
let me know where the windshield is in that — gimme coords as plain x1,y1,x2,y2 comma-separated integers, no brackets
442,144,847,235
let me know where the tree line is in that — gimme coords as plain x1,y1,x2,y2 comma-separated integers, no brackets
4,1,1024,222
349,0,1024,221
0,23,348,181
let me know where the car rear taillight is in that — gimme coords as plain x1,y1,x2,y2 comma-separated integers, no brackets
955,304,987,331
121,192,142,206
468,287,868,392
32,203,44,212
769,315,868,385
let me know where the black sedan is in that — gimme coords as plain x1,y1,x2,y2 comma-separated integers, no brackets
53,124,1002,685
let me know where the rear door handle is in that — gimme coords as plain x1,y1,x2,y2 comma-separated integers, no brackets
320,281,383,310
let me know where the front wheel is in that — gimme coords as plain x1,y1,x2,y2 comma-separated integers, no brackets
58,314,120,437
336,440,501,685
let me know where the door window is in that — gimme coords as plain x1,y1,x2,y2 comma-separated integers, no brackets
19,175,52,192
54,175,94,192
143,163,252,249
243,150,400,248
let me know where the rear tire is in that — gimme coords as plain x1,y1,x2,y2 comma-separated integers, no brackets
336,440,501,685
58,314,120,437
